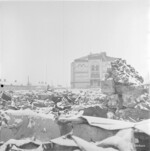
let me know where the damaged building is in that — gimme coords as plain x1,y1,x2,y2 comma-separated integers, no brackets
71,52,117,88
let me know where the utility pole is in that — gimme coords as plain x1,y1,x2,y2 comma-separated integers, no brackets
27,76,30,86
45,64,47,84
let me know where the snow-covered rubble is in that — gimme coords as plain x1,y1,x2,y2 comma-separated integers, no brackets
0,87,149,150
101,58,150,122
0,59,149,150
106,59,144,86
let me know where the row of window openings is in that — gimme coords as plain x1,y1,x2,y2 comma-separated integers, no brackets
91,65,99,71
90,81,100,86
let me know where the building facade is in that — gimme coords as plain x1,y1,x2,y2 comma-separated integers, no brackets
71,52,117,88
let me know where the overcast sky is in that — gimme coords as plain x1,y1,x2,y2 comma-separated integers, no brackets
0,0,149,86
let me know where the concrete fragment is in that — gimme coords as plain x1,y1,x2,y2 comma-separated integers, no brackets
101,79,115,95
107,94,119,108
0,110,60,142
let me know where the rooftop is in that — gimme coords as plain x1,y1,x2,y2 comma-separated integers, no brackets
74,52,117,62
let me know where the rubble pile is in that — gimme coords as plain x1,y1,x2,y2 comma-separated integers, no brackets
101,58,150,122
0,114,149,151
0,59,149,150
106,59,144,85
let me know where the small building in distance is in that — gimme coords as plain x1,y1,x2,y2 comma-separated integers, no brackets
71,52,117,88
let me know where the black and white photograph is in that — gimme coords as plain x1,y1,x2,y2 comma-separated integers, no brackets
0,0,150,150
